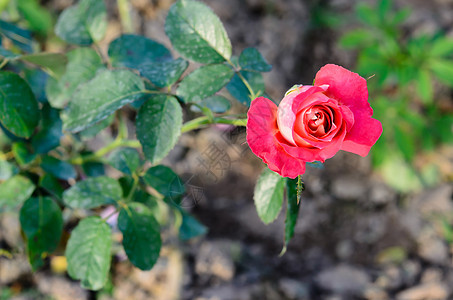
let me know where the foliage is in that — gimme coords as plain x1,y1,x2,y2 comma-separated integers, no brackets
0,0,283,291
339,0,453,192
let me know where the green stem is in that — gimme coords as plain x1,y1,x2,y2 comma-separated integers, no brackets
117,0,133,33
181,116,247,133
0,59,9,69
296,175,304,204
226,58,256,99
70,139,141,165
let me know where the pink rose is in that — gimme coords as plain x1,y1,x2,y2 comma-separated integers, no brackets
246,64,383,178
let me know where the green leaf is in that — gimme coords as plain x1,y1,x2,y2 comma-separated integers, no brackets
226,71,264,106
39,174,64,199
165,0,232,63
41,156,77,180
356,3,379,26
0,159,18,180
430,38,453,57
118,202,161,270
63,69,145,133
20,197,63,270
18,53,67,79
429,59,453,87
339,29,373,48
176,64,234,103
0,175,35,212
416,70,433,104
12,142,36,165
108,34,172,69
55,0,107,45
79,114,114,139
136,95,182,164
142,165,185,198
253,168,284,224
46,47,104,108
31,105,62,153
17,0,53,35
394,125,416,162
281,177,301,255
66,217,112,290
0,72,40,138
0,20,33,52
139,58,188,88
192,95,231,113
108,148,140,175
239,48,272,72
378,0,391,20
63,176,122,209
178,209,207,240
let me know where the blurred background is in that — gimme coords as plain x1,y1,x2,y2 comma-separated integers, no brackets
0,0,453,299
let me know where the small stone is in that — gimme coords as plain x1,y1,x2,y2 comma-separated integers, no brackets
401,260,421,286
335,240,353,260
331,176,367,201
396,282,450,300
368,183,396,206
421,268,443,283
0,256,30,285
418,229,448,264
362,285,389,300
0,214,23,248
35,274,88,300
278,278,310,300
316,264,371,295
195,240,236,282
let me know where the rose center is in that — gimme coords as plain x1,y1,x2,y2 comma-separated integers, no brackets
303,106,332,137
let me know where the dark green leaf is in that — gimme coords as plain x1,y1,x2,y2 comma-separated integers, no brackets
12,142,36,165
82,161,105,177
18,53,67,79
46,47,104,108
281,177,301,255
176,64,234,103
108,148,140,175
39,174,64,199
139,58,188,88
108,34,172,69
165,0,232,63
0,46,20,59
239,48,272,72
378,0,391,20
0,72,40,138
429,59,453,87
0,160,18,180
178,209,207,240
31,105,62,153
63,69,145,133
20,197,63,270
226,71,264,106
192,95,231,113
253,168,284,224
356,3,379,26
66,217,112,290
0,175,35,212
24,69,48,103
118,202,161,270
136,95,182,164
41,156,77,180
0,20,33,52
55,0,107,45
63,176,122,209
143,165,185,198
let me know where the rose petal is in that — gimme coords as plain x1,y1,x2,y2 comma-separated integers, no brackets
314,64,371,114
247,97,306,178
340,115,383,156
280,122,347,162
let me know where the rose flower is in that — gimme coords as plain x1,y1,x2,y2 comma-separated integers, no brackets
246,64,383,178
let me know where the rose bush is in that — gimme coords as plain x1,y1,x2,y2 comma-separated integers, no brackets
246,64,383,178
